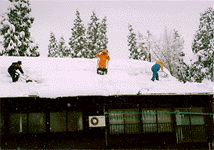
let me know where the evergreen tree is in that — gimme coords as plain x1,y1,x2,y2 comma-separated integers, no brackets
190,7,214,82
170,29,188,82
69,10,87,58
0,0,39,56
0,41,4,56
137,32,150,61
127,24,138,59
48,32,58,57
64,47,71,57
58,36,66,58
98,16,108,51
86,11,100,58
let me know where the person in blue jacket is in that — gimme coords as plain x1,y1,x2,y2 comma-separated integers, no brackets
151,61,163,81
8,61,24,82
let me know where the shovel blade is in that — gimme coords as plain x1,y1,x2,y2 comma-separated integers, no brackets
26,80,32,83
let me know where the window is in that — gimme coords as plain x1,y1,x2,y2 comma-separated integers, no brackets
124,109,140,134
109,109,124,134
142,109,157,132
108,108,173,135
175,108,206,143
50,111,83,133
141,109,173,133
108,109,140,134
28,113,46,133
67,111,83,132
50,112,66,132
157,109,173,132
9,113,27,134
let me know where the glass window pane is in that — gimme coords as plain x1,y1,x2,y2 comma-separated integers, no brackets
157,109,172,132
189,109,204,125
50,112,66,132
67,111,83,132
157,109,172,123
124,109,139,124
108,109,124,124
158,123,172,132
108,109,124,134
142,110,156,123
28,113,46,133
142,109,157,133
190,115,204,125
142,123,157,133
9,113,27,134
175,109,190,125
124,109,140,134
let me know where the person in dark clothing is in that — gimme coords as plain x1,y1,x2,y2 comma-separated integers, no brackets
8,61,24,82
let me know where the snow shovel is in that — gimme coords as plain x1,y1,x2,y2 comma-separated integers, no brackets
22,74,42,83
19,74,33,83
162,71,168,78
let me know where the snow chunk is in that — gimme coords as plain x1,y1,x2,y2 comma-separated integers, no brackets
20,31,25,38
2,20,15,32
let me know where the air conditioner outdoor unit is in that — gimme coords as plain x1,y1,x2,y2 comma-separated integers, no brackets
89,116,106,127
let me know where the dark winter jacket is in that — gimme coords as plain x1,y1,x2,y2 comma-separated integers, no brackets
8,62,24,74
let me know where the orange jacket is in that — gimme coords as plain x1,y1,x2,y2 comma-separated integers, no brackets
156,61,163,71
96,52,110,68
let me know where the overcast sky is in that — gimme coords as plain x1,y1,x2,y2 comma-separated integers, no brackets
0,0,213,60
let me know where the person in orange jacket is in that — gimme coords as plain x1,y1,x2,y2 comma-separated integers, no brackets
96,49,110,69
151,60,163,81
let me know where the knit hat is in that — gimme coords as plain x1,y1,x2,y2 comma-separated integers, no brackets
17,61,22,65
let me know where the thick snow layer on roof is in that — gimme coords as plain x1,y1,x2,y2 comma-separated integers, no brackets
0,56,213,98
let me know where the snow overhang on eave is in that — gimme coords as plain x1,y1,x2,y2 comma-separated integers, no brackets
58,92,214,98
138,92,214,96
1,93,213,99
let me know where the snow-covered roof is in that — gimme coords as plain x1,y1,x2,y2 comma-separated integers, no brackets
0,56,213,98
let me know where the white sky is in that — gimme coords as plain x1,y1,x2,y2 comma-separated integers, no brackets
0,0,213,60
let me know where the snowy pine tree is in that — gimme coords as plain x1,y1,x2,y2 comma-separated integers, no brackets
63,47,71,57
0,41,4,55
190,7,214,82
127,24,138,59
137,31,151,61
170,29,189,82
0,0,39,56
48,32,58,57
98,16,108,51
69,10,87,58
58,36,66,58
86,12,100,58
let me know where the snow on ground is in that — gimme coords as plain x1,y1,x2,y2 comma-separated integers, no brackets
0,56,213,98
